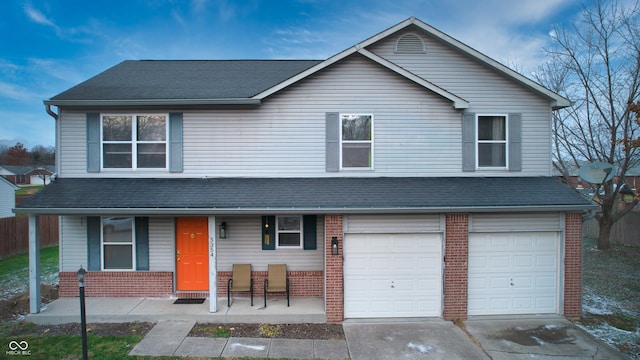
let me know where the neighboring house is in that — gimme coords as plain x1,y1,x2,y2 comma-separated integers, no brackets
0,176,18,218
0,165,54,185
19,17,590,322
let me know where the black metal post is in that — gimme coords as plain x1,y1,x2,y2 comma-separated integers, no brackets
78,267,88,360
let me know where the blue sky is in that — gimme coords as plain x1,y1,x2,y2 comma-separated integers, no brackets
1,0,583,149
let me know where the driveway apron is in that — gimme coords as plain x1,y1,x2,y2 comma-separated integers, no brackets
343,321,489,360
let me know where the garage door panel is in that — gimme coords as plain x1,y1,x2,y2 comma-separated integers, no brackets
344,233,442,318
469,232,559,315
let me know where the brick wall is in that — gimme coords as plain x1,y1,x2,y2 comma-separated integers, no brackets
58,271,173,297
325,215,344,323
564,212,583,320
218,270,324,298
444,213,468,320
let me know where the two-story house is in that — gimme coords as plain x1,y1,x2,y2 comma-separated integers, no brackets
19,17,590,322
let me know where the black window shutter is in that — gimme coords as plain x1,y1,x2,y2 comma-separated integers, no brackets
87,216,101,270
169,112,183,173
261,216,276,250
508,113,522,171
135,217,149,270
303,215,317,250
462,112,476,172
86,113,100,173
326,112,340,172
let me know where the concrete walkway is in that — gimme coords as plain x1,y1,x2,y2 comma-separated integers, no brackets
129,320,349,359
129,316,626,359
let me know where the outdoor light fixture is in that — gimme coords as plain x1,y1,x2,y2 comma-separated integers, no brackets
219,222,227,239
331,237,339,256
77,266,88,360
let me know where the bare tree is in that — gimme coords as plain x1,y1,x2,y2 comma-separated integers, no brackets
536,0,640,250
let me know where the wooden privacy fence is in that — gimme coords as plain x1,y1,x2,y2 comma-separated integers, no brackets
0,215,59,258
583,210,640,246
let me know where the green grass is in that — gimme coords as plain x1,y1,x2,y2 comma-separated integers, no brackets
0,246,59,300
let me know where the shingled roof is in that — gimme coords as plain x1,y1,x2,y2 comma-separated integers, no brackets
46,60,321,105
17,177,591,215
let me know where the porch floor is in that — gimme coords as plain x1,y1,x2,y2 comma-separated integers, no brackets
26,297,326,325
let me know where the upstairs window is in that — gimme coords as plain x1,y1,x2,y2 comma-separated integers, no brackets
477,115,507,168
102,114,167,169
341,114,373,169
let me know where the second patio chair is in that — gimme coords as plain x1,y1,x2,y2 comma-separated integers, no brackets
227,263,253,307
264,263,289,307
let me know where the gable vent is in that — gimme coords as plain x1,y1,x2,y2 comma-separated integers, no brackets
395,33,425,53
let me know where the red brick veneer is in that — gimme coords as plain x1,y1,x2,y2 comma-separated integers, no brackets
325,215,344,323
58,271,173,297
564,212,583,320
444,213,469,320
217,270,324,298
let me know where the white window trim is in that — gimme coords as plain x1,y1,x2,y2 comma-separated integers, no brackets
275,215,303,249
100,216,136,271
475,114,509,170
339,113,375,171
100,113,169,171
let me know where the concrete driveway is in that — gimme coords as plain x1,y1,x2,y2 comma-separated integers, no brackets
343,317,626,360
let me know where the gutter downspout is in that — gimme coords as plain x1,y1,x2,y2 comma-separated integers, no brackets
45,104,58,120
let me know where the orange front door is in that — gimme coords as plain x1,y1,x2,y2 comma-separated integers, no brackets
176,217,209,291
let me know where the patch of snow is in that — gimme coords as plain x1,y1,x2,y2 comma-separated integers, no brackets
544,324,563,330
229,343,265,351
530,336,545,345
406,342,432,354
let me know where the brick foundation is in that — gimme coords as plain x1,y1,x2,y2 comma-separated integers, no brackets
443,213,469,320
564,212,583,320
59,271,174,297
325,215,344,323
217,270,324,299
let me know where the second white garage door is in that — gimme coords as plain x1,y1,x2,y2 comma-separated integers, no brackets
344,233,442,318
468,232,559,315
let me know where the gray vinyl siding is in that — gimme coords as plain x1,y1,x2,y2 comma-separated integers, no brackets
368,30,553,176
60,216,88,272
216,216,324,272
0,182,16,218
148,218,175,271
470,213,563,232
344,214,442,233
57,41,553,178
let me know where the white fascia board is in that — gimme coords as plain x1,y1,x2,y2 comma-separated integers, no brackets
357,48,469,109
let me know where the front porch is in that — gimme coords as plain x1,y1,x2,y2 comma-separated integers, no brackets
26,297,326,325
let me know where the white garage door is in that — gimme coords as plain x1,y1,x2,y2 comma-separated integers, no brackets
468,232,559,315
344,233,442,318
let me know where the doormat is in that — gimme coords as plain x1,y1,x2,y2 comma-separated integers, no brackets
173,298,205,304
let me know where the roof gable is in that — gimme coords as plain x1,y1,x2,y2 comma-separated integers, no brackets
255,17,569,110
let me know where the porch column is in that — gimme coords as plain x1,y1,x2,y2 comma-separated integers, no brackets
325,215,343,323
443,213,469,320
208,216,218,312
28,214,41,313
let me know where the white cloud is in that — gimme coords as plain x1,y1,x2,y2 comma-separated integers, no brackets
24,4,61,34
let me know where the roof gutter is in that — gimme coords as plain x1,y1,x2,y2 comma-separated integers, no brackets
43,98,261,107
15,204,595,216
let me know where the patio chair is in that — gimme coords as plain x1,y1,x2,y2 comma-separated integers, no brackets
264,264,289,307
227,264,253,307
